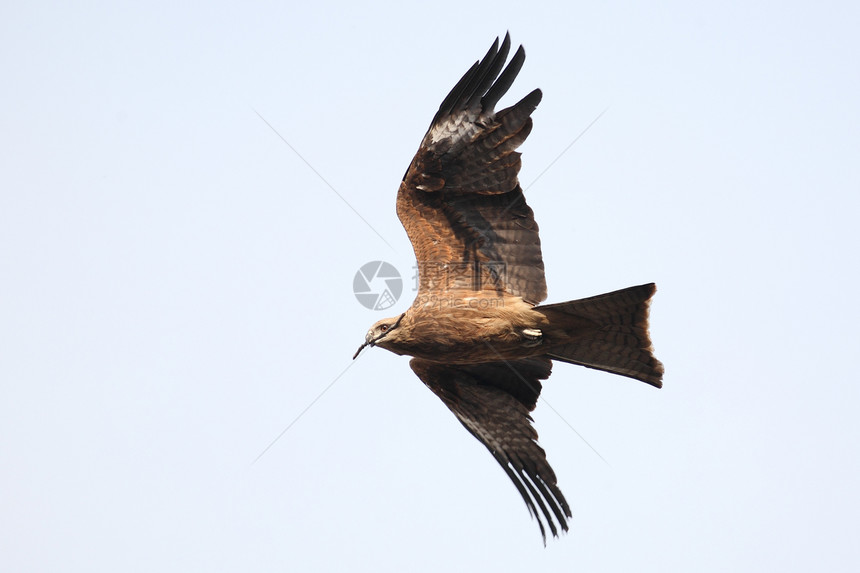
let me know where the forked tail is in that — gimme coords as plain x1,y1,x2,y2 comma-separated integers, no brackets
536,283,664,387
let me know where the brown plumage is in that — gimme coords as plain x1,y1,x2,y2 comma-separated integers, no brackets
354,33,664,542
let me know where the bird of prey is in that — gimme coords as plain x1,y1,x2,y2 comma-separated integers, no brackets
353,33,664,542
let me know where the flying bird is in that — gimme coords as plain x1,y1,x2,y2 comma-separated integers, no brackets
354,33,664,542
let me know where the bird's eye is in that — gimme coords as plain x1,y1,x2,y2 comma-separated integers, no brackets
380,324,389,332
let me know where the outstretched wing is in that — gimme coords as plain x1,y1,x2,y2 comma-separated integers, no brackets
409,356,571,542
398,34,547,305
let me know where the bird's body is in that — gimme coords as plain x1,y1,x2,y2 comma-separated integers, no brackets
370,293,588,364
376,294,534,358
355,34,664,542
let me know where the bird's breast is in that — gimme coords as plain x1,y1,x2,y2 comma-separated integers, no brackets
390,296,545,364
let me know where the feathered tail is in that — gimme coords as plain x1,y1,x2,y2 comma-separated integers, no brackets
536,283,664,387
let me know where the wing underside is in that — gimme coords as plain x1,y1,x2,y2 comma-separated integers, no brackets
410,356,571,542
397,34,547,305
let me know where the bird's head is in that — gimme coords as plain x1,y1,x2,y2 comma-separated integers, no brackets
352,313,407,359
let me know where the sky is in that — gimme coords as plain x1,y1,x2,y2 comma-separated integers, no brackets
2,1,859,571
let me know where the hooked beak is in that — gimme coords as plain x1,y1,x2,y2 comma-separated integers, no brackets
352,331,374,360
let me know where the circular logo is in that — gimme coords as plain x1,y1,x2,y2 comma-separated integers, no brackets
353,261,403,310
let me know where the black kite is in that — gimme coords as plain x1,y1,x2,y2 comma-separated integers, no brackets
354,34,664,542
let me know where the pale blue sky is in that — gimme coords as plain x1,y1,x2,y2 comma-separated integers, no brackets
2,1,859,571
